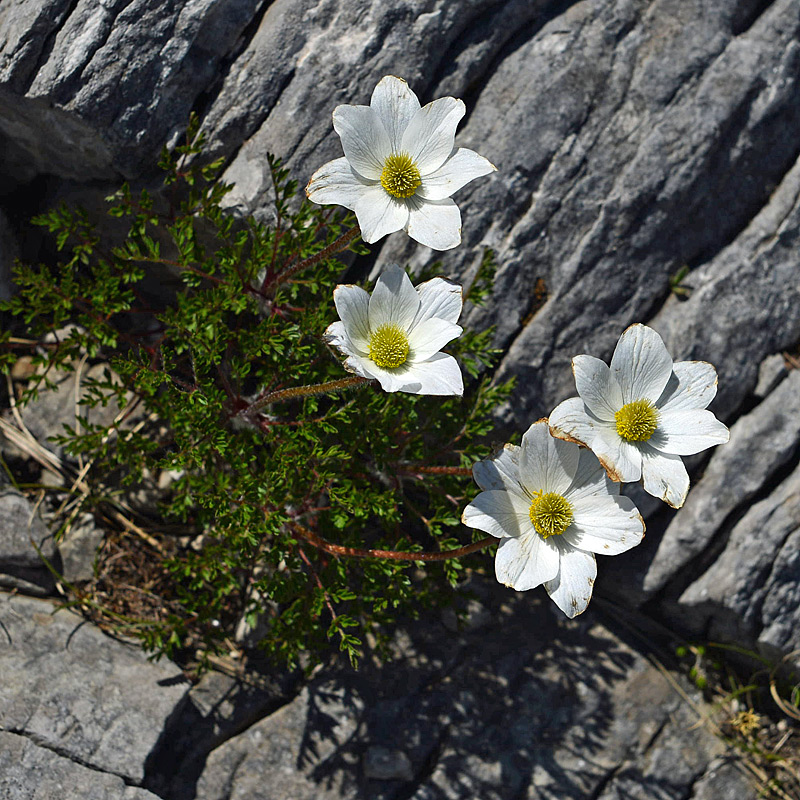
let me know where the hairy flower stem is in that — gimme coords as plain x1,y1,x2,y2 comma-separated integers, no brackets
290,521,494,561
247,375,369,414
275,225,361,284
397,465,473,477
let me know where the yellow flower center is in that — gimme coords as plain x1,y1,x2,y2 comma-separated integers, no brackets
615,399,659,442
380,153,422,198
368,323,409,369
529,491,574,539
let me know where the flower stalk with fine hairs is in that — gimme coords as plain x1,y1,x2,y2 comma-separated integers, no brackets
273,226,361,285
244,375,370,417
289,520,494,562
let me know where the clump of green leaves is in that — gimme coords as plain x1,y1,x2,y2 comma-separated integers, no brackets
0,117,512,671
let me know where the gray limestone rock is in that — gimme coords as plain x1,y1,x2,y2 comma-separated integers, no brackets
641,370,800,600
141,663,303,799
648,153,800,422
372,0,800,432
363,746,414,781
0,731,160,800
57,512,105,583
689,760,755,800
0,0,261,180
753,354,789,401
195,680,364,800
0,487,55,566
194,587,756,800
678,459,800,662
0,593,189,783
0,487,57,595
15,361,133,459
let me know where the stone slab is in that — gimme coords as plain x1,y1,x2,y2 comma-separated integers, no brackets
642,370,800,600
678,459,800,663
0,731,160,800
195,583,756,800
0,593,189,783
0,488,57,595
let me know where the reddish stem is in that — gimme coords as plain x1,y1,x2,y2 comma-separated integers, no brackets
298,546,338,621
396,465,474,477
289,521,494,562
273,226,360,284
247,375,369,414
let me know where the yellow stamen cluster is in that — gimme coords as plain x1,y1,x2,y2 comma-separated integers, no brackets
380,152,422,198
529,491,574,539
368,323,410,369
615,399,659,442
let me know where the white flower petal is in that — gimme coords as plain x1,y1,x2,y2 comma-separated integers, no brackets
611,324,674,404
472,444,522,493
370,75,421,153
323,319,347,347
417,147,496,200
413,277,462,326
591,427,643,483
549,397,603,449
342,354,374,380
572,355,623,422
462,488,531,540
495,532,560,591
353,186,409,244
520,420,580,495
407,317,462,362
346,351,462,396
405,196,462,250
640,444,689,508
306,157,374,209
563,448,614,504
651,409,729,455
396,352,464,396
332,284,371,352
544,546,597,618
323,321,357,357
332,105,391,180
343,354,410,392
401,96,466,174
369,264,420,331
658,360,718,412
565,494,644,555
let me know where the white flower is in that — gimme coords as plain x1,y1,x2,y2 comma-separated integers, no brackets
549,324,730,509
324,264,464,395
306,75,496,250
462,421,644,618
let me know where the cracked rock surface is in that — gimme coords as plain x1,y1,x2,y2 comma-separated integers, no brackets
0,594,189,784
0,731,160,800
0,487,57,596
1,0,799,797
189,586,751,800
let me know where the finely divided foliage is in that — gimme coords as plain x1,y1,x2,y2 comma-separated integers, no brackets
0,119,511,669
